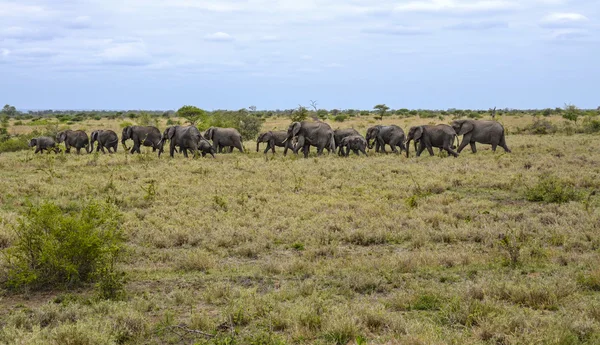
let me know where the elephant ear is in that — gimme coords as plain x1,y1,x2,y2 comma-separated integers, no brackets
414,126,424,142
126,126,133,139
205,128,214,140
457,121,474,136
59,132,67,142
167,127,177,140
291,122,301,137
29,139,36,147
91,131,98,141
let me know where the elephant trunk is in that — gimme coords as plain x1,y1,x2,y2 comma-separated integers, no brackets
256,141,260,152
90,140,95,152
87,141,91,153
122,138,129,150
405,139,411,158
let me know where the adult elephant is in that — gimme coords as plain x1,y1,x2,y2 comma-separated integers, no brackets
162,126,206,158
256,130,294,155
29,137,59,154
338,135,368,157
405,125,458,158
57,130,90,154
334,128,360,156
451,120,511,153
90,130,118,154
365,125,406,154
121,126,163,155
204,127,244,153
284,121,335,158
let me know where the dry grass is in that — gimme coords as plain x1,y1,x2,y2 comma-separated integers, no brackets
1,114,600,344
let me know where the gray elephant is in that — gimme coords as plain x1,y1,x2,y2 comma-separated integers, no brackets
365,125,406,154
284,121,335,158
90,130,118,154
29,137,59,153
256,130,294,155
334,128,360,155
175,138,216,158
338,135,368,157
162,126,206,158
121,126,163,155
204,127,244,153
56,130,90,154
405,125,459,158
451,119,511,153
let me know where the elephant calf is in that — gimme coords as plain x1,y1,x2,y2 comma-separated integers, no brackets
366,125,406,154
90,130,118,153
334,128,360,156
29,137,59,153
451,119,511,153
256,130,294,155
406,125,458,158
338,135,368,156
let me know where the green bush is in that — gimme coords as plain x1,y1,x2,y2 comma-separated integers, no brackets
525,174,580,204
522,119,557,135
334,114,348,122
2,201,125,291
0,137,29,153
582,117,600,134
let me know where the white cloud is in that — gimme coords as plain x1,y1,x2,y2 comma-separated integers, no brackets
0,3,46,17
548,28,588,41
448,20,509,30
541,12,588,28
1,49,10,57
204,32,234,42
394,0,519,14
98,41,152,66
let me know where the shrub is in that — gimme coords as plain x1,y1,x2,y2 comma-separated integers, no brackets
525,174,580,204
522,119,557,135
0,137,29,153
582,117,600,134
2,201,124,291
334,114,348,122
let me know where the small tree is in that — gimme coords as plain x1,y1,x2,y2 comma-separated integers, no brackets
177,105,207,126
291,105,308,122
562,103,581,123
317,109,328,120
2,104,17,117
374,104,390,121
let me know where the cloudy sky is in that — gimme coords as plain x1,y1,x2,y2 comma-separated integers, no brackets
0,0,598,110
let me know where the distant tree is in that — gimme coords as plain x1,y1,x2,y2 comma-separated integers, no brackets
291,105,308,122
374,104,389,121
248,105,257,113
2,104,17,117
360,110,370,116
562,103,581,123
331,109,340,117
309,100,318,112
177,105,207,125
542,108,553,117
317,109,328,120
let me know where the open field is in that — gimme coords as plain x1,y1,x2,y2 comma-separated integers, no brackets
1,115,600,344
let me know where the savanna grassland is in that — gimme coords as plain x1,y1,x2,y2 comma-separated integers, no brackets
1,114,600,345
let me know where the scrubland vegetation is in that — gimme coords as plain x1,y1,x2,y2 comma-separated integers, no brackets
1,107,600,344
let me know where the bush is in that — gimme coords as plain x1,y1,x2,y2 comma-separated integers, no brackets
525,174,580,204
2,201,124,291
522,119,557,135
0,137,29,153
582,117,600,134
334,114,348,122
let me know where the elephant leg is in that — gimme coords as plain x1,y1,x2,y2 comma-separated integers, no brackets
34,147,41,154
283,144,288,156
457,137,470,153
445,145,459,158
470,142,477,153
76,147,81,154
101,145,107,154
416,143,426,157
264,144,271,154
427,145,435,156
170,143,176,158
491,143,498,152
378,140,387,153
303,145,310,158
294,137,305,155
360,147,368,156
352,149,358,156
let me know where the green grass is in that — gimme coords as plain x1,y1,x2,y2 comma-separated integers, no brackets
1,115,600,344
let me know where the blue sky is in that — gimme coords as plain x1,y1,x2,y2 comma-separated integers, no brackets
0,0,598,110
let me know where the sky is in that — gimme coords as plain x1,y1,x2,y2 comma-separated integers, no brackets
0,0,598,111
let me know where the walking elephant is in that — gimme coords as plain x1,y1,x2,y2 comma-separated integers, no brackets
121,126,163,155
29,137,59,154
451,119,511,153
334,128,360,155
256,130,294,155
90,130,118,153
405,125,458,158
56,130,90,154
204,127,244,153
365,125,406,154
284,121,335,158
162,126,206,158
338,135,368,157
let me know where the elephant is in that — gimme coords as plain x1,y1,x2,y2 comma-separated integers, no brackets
121,126,163,155
284,121,335,158
204,127,244,153
56,130,90,154
338,135,368,156
405,125,459,158
334,128,360,155
29,137,59,153
256,130,294,155
175,138,216,158
90,130,118,153
451,119,511,153
161,126,207,158
365,125,406,154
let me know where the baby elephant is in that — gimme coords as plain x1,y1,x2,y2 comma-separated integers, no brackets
406,125,458,158
90,130,118,153
339,135,368,156
29,137,60,154
178,139,216,158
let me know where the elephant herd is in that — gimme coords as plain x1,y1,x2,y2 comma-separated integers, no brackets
27,119,511,158
257,119,510,158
